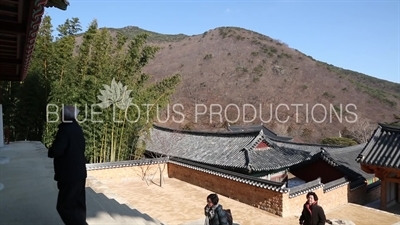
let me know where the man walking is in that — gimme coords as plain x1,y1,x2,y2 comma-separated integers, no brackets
48,105,88,225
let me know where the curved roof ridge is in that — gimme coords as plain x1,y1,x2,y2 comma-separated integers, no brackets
323,143,367,154
153,124,260,137
378,122,400,132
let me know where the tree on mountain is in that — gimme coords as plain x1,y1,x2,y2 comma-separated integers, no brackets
321,137,358,146
346,118,375,144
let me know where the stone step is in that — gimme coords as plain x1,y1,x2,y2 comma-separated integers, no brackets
86,187,164,225
86,187,120,224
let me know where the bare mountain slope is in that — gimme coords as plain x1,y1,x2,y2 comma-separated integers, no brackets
89,26,400,143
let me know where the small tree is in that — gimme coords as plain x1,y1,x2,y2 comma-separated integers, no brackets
321,137,358,146
347,118,375,143
138,129,183,187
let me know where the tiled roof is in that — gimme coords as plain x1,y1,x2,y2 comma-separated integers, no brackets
227,124,293,141
323,177,350,193
170,158,288,192
46,0,69,10
85,157,169,171
145,125,315,172
356,123,400,169
272,139,340,155
324,144,375,181
144,125,374,191
288,178,323,198
288,144,374,190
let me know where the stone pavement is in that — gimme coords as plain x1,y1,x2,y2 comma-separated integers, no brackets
0,141,166,225
1,141,399,225
88,166,400,225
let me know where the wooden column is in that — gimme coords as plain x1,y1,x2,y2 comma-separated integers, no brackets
380,179,387,209
0,105,3,147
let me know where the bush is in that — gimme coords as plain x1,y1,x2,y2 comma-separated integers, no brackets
321,137,358,146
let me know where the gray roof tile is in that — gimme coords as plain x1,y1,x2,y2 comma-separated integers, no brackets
85,157,169,171
356,123,400,169
324,144,375,181
323,177,349,193
288,178,323,198
144,124,375,191
145,125,315,172
227,124,293,141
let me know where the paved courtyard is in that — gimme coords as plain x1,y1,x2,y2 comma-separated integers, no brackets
88,166,400,225
1,141,398,225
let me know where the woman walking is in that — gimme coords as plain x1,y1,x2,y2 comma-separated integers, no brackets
204,193,229,225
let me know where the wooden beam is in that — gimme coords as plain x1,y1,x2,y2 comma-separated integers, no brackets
397,183,400,202
384,177,400,184
0,0,19,5
0,48,16,53
0,58,22,64
360,164,375,174
380,180,387,209
0,40,17,45
18,0,23,23
0,44,17,48
0,52,16,57
0,9,18,17
382,167,400,174
360,164,400,177
16,33,21,58
0,21,26,34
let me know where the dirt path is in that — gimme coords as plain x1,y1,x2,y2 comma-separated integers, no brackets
88,167,400,225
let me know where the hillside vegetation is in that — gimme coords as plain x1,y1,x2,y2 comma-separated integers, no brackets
90,26,400,143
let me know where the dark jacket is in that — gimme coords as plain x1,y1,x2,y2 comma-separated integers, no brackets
205,204,229,225
299,202,326,225
48,120,87,183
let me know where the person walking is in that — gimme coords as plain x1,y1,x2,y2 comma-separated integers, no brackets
299,192,326,225
48,105,88,225
204,193,229,225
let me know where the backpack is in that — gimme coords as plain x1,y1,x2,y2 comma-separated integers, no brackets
224,209,233,225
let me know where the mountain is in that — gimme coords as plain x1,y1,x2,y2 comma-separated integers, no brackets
97,26,400,143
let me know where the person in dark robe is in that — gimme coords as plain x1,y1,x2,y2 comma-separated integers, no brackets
299,192,326,225
48,105,88,225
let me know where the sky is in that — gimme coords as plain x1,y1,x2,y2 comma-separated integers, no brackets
46,0,400,84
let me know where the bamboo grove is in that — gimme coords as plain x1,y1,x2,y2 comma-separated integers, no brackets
0,16,181,163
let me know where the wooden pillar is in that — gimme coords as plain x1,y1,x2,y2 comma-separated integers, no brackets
0,105,3,147
380,179,387,209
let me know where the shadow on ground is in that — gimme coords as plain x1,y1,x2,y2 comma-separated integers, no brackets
0,141,164,225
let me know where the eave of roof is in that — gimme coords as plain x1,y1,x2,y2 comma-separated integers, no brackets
288,177,323,198
45,0,69,10
0,0,69,81
85,157,169,171
145,126,316,172
356,123,400,169
227,123,294,141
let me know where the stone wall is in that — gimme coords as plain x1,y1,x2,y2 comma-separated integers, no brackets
348,182,380,205
167,162,284,216
282,184,348,217
87,163,169,181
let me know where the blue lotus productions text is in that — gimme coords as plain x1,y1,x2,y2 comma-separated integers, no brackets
46,103,358,124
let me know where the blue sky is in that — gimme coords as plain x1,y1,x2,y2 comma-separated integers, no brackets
46,0,399,84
